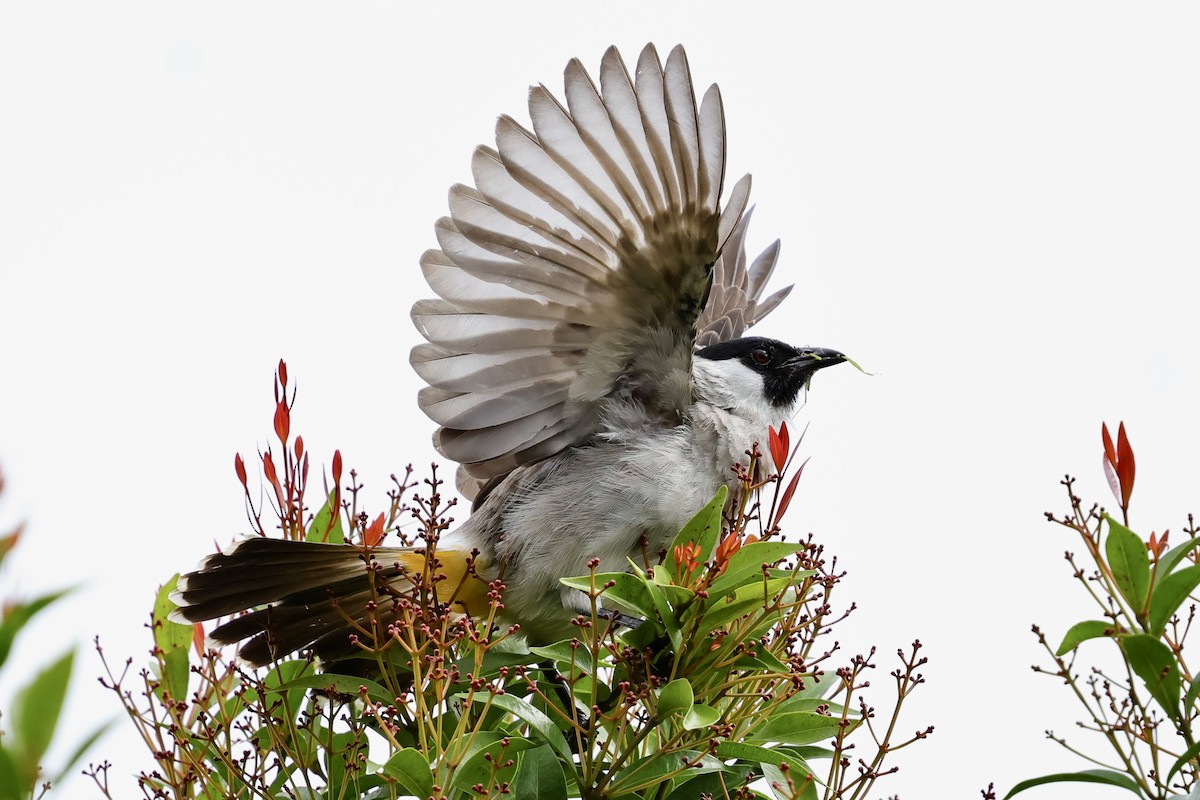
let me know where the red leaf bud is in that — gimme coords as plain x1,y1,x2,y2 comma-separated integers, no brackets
274,401,290,444
768,425,785,473
263,452,279,489
364,513,386,547
1116,422,1135,508
234,453,248,488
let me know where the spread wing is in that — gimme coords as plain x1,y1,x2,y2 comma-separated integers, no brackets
693,208,794,349
411,44,787,500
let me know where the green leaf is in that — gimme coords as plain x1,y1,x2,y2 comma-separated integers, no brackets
715,741,812,773
701,576,795,631
1002,769,1143,798
1155,535,1200,585
454,646,542,680
644,578,683,651
467,691,573,763
306,490,344,543
762,761,818,800
0,745,22,800
657,678,694,718
0,589,70,669
608,750,725,796
153,576,193,702
12,650,73,769
1055,620,1121,655
731,648,790,674
1105,516,1150,613
272,672,393,705
1149,564,1200,635
511,744,568,800
1166,736,1200,783
784,745,836,761
449,733,536,794
774,695,845,716
793,669,836,700
261,659,315,723
562,571,656,620
1186,673,1200,714
682,703,721,730
1120,633,1181,716
671,486,728,568
618,612,668,649
707,542,806,598
382,748,434,800
529,640,597,680
663,765,755,800
744,711,842,746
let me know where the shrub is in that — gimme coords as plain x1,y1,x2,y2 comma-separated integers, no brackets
91,361,930,800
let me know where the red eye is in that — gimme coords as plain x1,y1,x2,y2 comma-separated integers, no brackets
751,348,770,365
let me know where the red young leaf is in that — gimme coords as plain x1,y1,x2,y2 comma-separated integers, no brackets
332,449,343,485
192,622,205,657
277,359,288,389
274,401,290,444
769,422,791,473
294,435,304,460
234,453,248,488
262,452,284,507
768,425,785,473
774,457,810,525
364,513,386,547
673,541,701,582
714,532,743,570
1116,422,1135,508
0,524,23,562
1147,530,1169,559
1101,422,1117,470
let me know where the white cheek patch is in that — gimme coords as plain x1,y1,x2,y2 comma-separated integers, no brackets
709,358,760,387
696,358,779,418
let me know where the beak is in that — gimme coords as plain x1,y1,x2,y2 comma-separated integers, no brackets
785,347,847,373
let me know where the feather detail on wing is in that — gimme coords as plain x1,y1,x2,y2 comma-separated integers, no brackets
694,208,794,349
411,44,784,500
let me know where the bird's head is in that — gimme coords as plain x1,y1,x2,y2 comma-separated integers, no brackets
694,337,846,416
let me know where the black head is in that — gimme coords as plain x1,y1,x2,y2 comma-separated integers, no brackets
695,337,846,408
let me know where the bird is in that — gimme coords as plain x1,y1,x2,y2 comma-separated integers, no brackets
171,43,846,667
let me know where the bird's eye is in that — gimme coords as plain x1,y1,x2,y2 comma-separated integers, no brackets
751,348,770,366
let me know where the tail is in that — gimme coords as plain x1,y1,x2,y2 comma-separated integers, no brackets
171,537,489,666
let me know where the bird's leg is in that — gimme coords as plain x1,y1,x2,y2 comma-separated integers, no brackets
594,607,645,629
537,659,590,753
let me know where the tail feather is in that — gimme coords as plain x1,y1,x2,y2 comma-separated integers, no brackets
171,537,489,666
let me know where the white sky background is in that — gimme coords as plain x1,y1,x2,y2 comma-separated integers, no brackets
1,2,1199,797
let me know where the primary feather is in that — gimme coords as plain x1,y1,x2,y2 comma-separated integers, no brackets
412,44,787,501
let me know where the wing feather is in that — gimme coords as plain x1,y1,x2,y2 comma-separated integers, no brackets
599,46,668,214
411,44,790,499
696,84,725,211
663,46,700,205
634,45,683,212
563,58,653,230
695,211,793,349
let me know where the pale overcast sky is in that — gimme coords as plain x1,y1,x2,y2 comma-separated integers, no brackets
2,3,1199,797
